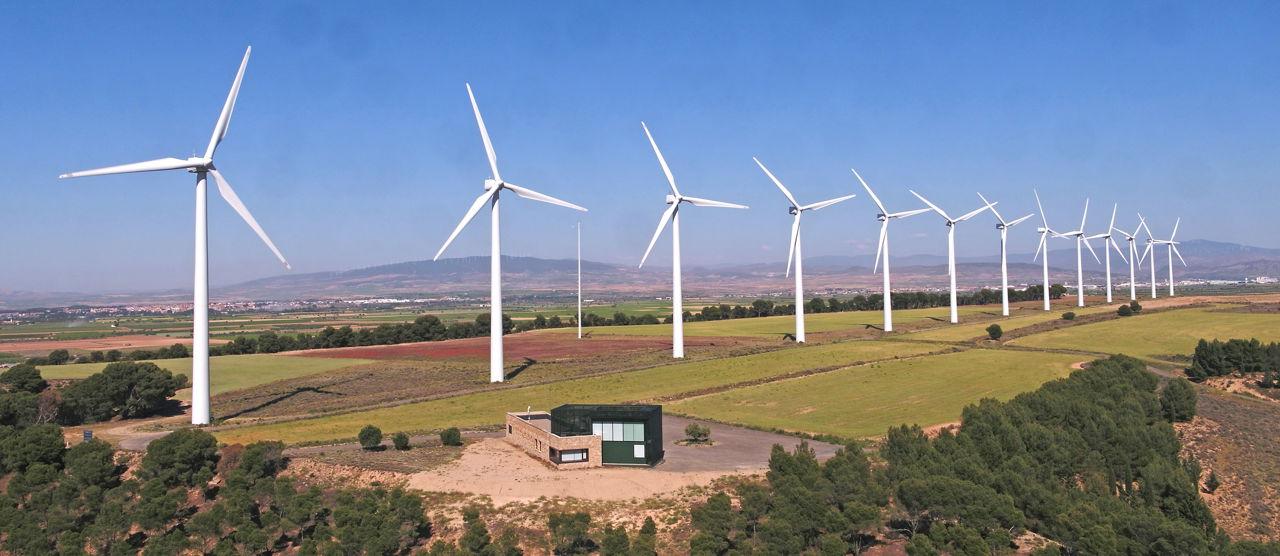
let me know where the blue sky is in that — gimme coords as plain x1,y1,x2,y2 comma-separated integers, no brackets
2,2,1278,292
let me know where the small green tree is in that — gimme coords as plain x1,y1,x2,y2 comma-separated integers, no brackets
46,349,71,365
548,512,594,555
1129,300,1142,313
141,428,219,487
440,427,463,446
684,422,711,444
986,324,1003,340
1205,470,1221,493
359,425,383,450
459,508,492,554
0,364,47,393
632,518,658,556
393,432,411,451
1161,378,1197,422
1062,311,1076,321
1117,305,1133,317
600,524,630,555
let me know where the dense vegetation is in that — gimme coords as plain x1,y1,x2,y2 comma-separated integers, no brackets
687,355,1276,554
1187,338,1280,386
0,362,185,427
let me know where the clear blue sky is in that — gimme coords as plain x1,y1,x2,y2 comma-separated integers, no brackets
3,2,1278,292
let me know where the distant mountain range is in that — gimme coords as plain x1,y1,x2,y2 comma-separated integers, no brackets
3,240,1278,309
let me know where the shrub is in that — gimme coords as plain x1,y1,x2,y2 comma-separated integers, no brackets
985,324,1003,340
684,422,711,444
0,423,65,473
393,432,411,451
1205,471,1221,493
57,361,187,424
549,511,595,555
440,427,463,446
1117,305,1133,317
0,391,39,427
1129,300,1142,313
0,364,47,393
64,438,119,488
1061,311,1076,321
359,425,383,450
1161,378,1198,422
46,349,71,365
141,428,219,487
601,524,631,555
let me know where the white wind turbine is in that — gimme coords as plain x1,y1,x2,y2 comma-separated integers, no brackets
1140,217,1186,297
909,191,993,324
976,192,1033,317
434,84,588,383
1085,204,1129,304
1031,190,1062,311
60,47,289,426
753,157,856,343
1113,214,1151,300
576,221,583,340
638,123,748,358
1056,199,1102,307
853,169,931,332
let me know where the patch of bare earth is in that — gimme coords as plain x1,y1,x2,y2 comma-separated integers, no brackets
1175,387,1280,542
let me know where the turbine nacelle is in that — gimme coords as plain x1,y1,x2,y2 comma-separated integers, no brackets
185,158,213,172
483,178,500,191
788,205,799,216
666,194,678,205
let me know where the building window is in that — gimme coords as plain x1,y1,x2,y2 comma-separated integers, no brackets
559,449,588,463
592,421,644,442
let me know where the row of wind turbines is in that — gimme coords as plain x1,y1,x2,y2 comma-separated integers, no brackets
58,48,1187,426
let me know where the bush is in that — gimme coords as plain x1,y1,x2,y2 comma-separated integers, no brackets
359,425,383,450
57,361,187,424
985,324,1003,340
46,349,71,365
1130,300,1143,313
0,391,39,427
1161,378,1198,422
1117,305,1133,317
141,428,219,487
64,438,119,488
440,427,463,447
392,432,411,451
684,422,711,444
1061,311,1076,321
1205,471,1221,493
0,364,47,393
0,423,65,473
549,512,595,555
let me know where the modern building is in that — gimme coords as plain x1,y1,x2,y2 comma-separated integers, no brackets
504,404,664,469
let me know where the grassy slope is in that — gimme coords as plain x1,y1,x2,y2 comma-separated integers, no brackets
904,304,1116,341
38,354,373,397
568,306,994,338
670,349,1082,438
213,339,945,445
1008,306,1280,361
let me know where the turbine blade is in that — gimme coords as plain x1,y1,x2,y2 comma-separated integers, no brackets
1170,217,1181,241
1034,189,1049,227
682,196,748,209
1080,198,1090,232
956,202,994,222
466,83,501,182
641,122,679,197
205,46,251,159
639,203,677,268
1033,233,1046,262
890,207,932,219
60,157,202,178
1140,242,1153,265
1008,214,1035,227
786,213,799,277
753,157,798,208
909,190,950,221
209,169,290,269
1108,203,1118,233
1110,237,1128,264
503,183,587,212
801,194,855,212
1082,236,1101,264
851,168,886,214
977,192,1004,224
434,188,497,260
1173,244,1187,266
873,220,887,274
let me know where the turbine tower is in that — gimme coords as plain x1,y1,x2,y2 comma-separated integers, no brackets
753,157,855,343
1113,214,1150,301
1056,199,1101,307
59,47,291,426
577,221,583,340
1032,190,1062,311
1085,204,1128,304
435,84,588,383
853,169,930,332
638,123,747,358
910,191,993,324
976,192,1033,317
1142,217,1186,297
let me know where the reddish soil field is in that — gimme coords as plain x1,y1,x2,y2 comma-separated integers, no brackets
296,332,734,361
0,334,227,356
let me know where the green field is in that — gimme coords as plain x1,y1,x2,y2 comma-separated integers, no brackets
670,349,1082,438
1008,305,1280,361
904,303,1117,342
213,339,946,445
37,354,373,397
568,306,999,338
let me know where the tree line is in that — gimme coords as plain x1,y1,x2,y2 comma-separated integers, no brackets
1187,337,1280,387
686,355,1275,555
1,362,186,427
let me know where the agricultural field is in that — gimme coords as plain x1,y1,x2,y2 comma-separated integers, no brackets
668,348,1082,438
904,302,1116,342
212,339,947,445
1008,304,1280,361
572,306,995,338
37,354,373,397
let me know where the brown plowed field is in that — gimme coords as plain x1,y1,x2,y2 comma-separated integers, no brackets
296,332,748,361
0,334,227,356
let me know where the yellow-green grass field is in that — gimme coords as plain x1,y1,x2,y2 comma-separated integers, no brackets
1008,305,1280,361
213,339,947,445
904,304,1117,342
566,306,997,338
669,349,1082,438
37,354,373,397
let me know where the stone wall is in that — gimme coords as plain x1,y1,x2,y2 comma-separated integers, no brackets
504,412,602,469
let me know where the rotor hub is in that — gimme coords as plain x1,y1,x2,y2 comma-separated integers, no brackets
788,206,799,215
483,178,500,191
665,194,677,205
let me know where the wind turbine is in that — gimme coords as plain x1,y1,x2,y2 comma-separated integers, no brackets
576,221,583,340
976,192,1033,316
1032,190,1061,311
909,191,993,324
853,169,931,332
59,47,289,426
1114,215,1151,300
1056,199,1101,307
1141,217,1186,297
638,123,748,358
753,157,855,343
1085,204,1129,304
434,84,588,382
